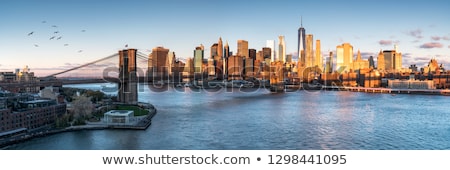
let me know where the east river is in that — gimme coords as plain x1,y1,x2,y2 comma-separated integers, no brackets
7,83,450,149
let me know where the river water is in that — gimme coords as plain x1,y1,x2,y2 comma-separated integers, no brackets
7,84,450,149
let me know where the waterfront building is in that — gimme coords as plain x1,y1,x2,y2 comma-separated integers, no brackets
388,79,435,89
266,40,276,62
119,49,138,104
237,40,249,58
297,17,306,64
0,91,66,134
305,34,314,68
104,110,134,125
193,45,204,73
286,54,292,63
315,39,323,71
336,43,353,73
278,35,286,63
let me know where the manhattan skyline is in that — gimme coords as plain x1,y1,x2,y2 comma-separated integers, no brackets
1,0,449,76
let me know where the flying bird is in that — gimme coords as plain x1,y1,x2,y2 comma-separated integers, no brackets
125,44,128,48
49,36,55,40
57,36,62,40
64,44,69,46
34,44,39,47
81,30,86,32
28,32,34,36
78,50,83,53
54,31,59,34
42,21,46,23
52,25,57,28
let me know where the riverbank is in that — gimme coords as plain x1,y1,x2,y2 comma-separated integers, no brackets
321,86,450,96
0,106,157,149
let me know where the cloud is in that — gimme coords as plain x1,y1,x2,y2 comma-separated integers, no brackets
444,36,450,41
419,42,443,49
448,45,450,48
361,52,375,57
407,29,423,39
379,40,392,46
431,36,441,41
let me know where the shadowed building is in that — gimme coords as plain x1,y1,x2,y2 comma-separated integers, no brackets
266,40,276,62
119,49,138,104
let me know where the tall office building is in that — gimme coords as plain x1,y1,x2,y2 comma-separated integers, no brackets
377,50,385,71
119,49,137,104
193,44,204,73
325,51,333,73
218,37,223,59
297,17,306,64
278,35,286,63
368,56,375,68
315,39,322,70
224,41,230,58
266,40,276,62
305,34,314,68
211,43,218,59
149,46,170,76
383,49,402,72
336,43,353,73
237,40,249,58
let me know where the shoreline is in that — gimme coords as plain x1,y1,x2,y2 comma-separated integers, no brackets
0,107,157,149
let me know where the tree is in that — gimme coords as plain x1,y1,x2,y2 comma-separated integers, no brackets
71,95,94,119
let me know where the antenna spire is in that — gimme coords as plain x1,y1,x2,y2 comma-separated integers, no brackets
301,16,303,27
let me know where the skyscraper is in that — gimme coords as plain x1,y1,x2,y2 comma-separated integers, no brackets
377,50,385,71
210,43,218,59
297,17,306,64
336,43,353,73
368,56,375,68
237,40,249,58
224,41,230,58
266,40,276,62
218,37,223,59
278,35,286,63
262,47,271,60
305,34,314,68
149,46,170,76
193,44,204,73
278,35,286,64
315,39,322,71
325,51,333,73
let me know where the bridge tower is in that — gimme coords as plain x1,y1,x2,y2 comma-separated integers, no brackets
118,49,138,104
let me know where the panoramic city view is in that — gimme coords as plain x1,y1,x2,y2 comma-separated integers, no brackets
1,0,450,150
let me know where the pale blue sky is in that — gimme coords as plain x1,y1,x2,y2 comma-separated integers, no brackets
1,0,449,76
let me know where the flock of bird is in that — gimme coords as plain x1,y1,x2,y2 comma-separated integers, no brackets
27,21,86,53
